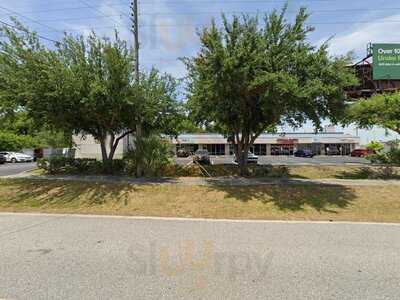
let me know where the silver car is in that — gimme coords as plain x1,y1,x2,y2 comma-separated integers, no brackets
0,152,34,163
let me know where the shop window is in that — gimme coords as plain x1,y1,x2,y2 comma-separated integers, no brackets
205,144,225,155
253,144,267,156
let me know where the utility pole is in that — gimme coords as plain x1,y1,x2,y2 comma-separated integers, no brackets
131,0,143,176
131,0,139,84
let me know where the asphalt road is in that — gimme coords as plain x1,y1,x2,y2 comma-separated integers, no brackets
176,155,369,166
0,213,399,299
0,162,37,177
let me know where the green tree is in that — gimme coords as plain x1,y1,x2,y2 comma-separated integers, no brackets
0,21,182,165
185,7,356,174
347,92,400,135
0,131,38,151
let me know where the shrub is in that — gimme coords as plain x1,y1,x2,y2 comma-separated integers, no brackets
37,157,126,175
367,148,400,166
37,157,69,174
125,135,174,177
366,141,384,153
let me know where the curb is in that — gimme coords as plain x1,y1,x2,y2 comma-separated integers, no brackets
1,212,400,226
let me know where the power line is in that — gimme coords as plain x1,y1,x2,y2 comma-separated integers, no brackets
1,4,398,20
139,0,335,3
0,5,128,16
8,7,400,23
77,0,126,26
140,7,400,15
0,5,63,33
21,17,395,35
0,19,60,44
128,19,400,27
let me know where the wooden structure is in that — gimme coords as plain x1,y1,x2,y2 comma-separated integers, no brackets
346,55,400,98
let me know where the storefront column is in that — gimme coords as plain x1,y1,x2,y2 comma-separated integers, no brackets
225,144,230,156
266,144,271,155
321,145,326,155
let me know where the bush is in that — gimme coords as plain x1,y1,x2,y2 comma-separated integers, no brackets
38,157,127,175
161,164,290,178
125,135,174,177
366,141,384,153
37,157,70,174
367,148,400,166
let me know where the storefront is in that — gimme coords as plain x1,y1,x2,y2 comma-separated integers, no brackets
172,132,360,156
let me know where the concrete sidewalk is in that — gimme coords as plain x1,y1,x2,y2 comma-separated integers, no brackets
3,173,400,186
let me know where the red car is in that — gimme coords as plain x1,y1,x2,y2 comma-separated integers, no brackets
351,149,372,157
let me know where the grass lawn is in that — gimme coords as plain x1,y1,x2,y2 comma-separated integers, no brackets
26,164,400,179
287,165,400,180
1,179,400,223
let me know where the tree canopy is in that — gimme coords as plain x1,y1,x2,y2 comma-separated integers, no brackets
347,91,400,135
0,21,182,162
185,7,356,173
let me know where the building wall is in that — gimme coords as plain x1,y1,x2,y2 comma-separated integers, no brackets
73,134,125,160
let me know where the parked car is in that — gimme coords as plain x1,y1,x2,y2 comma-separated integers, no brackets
326,148,340,156
177,149,191,158
0,153,6,164
0,151,34,163
351,148,372,157
294,149,315,158
234,152,259,164
193,149,211,164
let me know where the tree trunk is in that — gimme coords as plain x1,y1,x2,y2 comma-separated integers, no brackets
99,139,109,163
240,144,250,177
233,138,249,177
135,124,143,177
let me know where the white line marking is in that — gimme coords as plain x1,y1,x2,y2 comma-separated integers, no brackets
0,212,399,226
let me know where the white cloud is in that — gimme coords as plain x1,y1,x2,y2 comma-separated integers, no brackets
326,14,400,56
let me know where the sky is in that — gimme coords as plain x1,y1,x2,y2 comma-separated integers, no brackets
1,0,400,144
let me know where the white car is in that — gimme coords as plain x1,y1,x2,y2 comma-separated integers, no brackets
0,152,34,163
234,152,259,164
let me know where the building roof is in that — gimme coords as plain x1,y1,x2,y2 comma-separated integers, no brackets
172,132,360,145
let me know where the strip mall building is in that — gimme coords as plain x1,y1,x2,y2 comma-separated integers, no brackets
172,132,360,156
73,132,360,159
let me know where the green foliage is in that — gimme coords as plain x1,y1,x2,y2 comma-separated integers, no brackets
0,131,38,151
37,157,126,175
365,140,400,166
0,21,182,163
124,135,174,177
135,70,184,137
34,129,72,148
347,92,400,134
368,149,400,166
366,141,384,153
184,7,356,174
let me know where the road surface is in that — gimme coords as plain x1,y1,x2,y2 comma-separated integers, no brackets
0,213,399,299
0,162,36,177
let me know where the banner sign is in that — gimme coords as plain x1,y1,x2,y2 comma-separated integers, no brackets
373,43,400,80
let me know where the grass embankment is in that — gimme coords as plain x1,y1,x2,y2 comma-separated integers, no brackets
27,164,400,179
1,179,400,222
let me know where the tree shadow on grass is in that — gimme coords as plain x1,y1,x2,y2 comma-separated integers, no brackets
207,182,356,213
335,166,400,180
3,179,136,208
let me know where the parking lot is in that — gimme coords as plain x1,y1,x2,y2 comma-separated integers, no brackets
176,155,370,166
0,162,37,177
